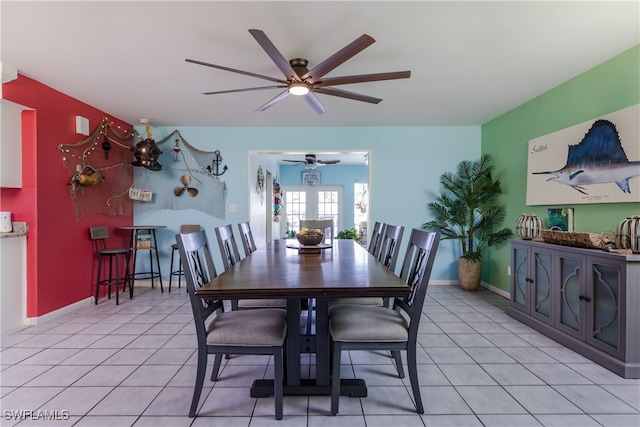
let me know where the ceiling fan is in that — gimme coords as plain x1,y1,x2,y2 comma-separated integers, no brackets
186,29,411,115
282,154,340,169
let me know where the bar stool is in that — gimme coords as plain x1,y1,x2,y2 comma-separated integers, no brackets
169,224,201,292
90,226,131,305
119,225,166,293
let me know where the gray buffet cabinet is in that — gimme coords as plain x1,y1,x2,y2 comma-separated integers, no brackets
506,239,640,378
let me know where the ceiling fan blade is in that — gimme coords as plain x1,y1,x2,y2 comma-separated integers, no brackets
312,87,382,104
256,90,290,111
202,85,286,95
181,175,191,186
302,34,375,83
187,188,199,198
174,187,185,197
314,71,411,87
282,160,305,164
186,58,287,84
317,159,341,165
248,29,300,82
303,92,327,115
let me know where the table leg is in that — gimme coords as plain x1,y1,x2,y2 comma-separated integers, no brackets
250,296,367,398
315,298,330,386
285,298,301,386
151,229,163,292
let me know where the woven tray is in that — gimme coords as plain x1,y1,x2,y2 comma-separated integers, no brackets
540,229,615,250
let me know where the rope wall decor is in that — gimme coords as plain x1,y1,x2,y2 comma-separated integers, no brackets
134,130,227,220
58,117,135,220
58,118,227,221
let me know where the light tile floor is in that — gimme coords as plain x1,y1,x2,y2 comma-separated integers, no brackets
1,285,638,427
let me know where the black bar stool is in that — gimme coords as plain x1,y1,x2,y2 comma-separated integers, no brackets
89,226,131,305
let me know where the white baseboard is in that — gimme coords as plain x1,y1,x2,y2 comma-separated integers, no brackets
430,279,510,299
25,297,94,326
480,281,510,299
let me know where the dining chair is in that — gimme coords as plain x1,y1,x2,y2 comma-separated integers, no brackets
237,221,257,257
168,224,201,292
214,224,242,270
176,230,287,420
367,221,385,257
328,224,404,308
377,224,404,273
215,224,286,310
300,219,334,244
329,229,440,415
89,226,131,305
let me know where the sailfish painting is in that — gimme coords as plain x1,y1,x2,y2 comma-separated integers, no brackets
533,120,640,194
526,104,640,205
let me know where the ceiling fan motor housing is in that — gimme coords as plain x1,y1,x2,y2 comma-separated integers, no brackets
290,58,310,79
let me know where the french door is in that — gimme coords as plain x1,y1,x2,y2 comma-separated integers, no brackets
282,186,343,236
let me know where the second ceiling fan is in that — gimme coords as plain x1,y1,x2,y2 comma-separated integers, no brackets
186,29,411,115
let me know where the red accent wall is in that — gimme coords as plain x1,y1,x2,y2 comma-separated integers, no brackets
1,75,133,317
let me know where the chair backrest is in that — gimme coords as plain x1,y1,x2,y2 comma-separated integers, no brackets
367,221,385,257
377,224,404,273
175,230,223,343
300,219,334,244
396,229,440,339
89,226,109,251
238,222,257,257
214,224,242,270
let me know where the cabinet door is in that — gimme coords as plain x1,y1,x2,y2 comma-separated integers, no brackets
530,248,554,325
585,256,625,359
510,243,529,313
555,251,586,339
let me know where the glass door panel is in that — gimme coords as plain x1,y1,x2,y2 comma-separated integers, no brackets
588,260,623,357
511,244,529,312
283,186,343,237
532,250,553,323
556,253,584,338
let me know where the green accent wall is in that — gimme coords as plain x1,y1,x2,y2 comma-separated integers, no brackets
482,45,640,293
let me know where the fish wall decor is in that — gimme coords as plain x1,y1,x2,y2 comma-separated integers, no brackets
533,120,640,194
526,104,640,205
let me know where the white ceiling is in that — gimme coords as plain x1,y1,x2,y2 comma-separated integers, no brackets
1,1,638,128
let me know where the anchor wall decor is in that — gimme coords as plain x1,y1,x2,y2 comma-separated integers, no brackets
207,150,228,176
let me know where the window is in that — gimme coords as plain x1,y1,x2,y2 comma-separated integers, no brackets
283,186,343,237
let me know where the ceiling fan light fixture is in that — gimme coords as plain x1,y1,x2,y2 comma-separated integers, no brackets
288,83,310,96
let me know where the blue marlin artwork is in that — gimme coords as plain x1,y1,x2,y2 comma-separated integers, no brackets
533,119,640,195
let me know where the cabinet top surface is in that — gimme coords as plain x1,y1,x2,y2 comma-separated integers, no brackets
511,239,640,262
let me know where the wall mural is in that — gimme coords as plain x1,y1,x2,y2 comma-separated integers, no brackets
58,118,227,220
526,104,640,205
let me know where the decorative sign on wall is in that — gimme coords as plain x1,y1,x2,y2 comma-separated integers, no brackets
526,104,640,205
302,169,321,185
129,187,152,202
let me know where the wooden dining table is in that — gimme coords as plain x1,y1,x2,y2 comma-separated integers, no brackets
195,239,410,397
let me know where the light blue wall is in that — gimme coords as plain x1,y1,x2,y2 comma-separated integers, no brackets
134,126,480,281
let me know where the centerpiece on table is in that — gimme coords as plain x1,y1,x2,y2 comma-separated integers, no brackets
296,227,324,246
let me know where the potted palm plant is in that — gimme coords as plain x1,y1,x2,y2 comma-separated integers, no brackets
422,154,513,291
